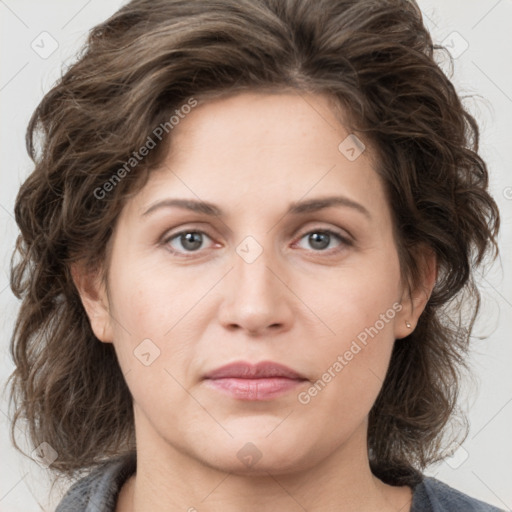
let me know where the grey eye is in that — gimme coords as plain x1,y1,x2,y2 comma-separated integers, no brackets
296,230,346,252
167,231,211,253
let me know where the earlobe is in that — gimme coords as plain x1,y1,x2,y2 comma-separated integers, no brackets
70,263,114,343
394,245,437,340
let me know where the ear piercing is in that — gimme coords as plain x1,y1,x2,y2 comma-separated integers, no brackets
405,321,412,328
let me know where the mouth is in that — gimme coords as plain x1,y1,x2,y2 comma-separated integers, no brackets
202,361,309,401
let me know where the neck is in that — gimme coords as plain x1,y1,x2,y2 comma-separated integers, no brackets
117,417,412,512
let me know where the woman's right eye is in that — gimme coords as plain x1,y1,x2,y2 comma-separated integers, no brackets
163,230,215,256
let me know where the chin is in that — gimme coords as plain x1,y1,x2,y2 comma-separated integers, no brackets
195,426,318,476
209,449,313,477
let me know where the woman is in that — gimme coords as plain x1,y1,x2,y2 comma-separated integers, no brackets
9,0,503,510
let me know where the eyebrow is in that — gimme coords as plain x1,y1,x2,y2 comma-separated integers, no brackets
142,195,371,219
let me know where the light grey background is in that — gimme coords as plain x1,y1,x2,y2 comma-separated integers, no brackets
1,1,511,510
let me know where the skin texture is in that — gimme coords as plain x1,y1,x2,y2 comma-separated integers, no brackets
73,92,437,511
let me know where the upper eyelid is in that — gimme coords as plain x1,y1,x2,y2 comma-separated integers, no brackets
295,225,352,240
162,223,350,240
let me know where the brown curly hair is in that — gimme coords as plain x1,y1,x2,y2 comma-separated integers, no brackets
9,0,500,487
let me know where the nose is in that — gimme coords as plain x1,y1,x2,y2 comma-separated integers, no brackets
218,241,294,337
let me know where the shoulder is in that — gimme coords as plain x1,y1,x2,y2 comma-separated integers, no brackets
412,476,505,512
55,453,136,512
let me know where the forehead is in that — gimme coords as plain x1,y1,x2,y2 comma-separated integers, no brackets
124,91,389,225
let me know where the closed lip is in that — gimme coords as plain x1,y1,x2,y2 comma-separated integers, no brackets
203,361,307,380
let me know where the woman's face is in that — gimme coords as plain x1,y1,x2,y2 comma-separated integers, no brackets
84,92,424,474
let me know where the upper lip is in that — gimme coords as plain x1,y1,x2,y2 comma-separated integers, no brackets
204,361,307,380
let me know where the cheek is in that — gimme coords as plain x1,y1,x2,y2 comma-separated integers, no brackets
295,252,401,410
297,315,397,440
107,271,191,420
106,258,215,392
300,249,401,348
108,257,198,339
105,267,174,379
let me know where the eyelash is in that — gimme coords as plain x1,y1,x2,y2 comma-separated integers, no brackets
161,227,353,258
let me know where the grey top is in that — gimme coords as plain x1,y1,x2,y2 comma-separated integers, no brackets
55,454,505,512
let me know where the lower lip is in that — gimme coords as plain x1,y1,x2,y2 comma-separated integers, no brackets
204,377,306,400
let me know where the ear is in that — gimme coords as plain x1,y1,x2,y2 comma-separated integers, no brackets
394,244,437,340
70,262,114,343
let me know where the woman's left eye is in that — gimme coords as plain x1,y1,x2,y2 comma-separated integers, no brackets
163,228,351,256
294,229,352,253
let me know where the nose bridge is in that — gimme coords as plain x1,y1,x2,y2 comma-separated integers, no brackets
234,233,280,303
219,232,292,334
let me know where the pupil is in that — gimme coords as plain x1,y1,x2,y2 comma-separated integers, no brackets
182,232,202,251
310,232,329,250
